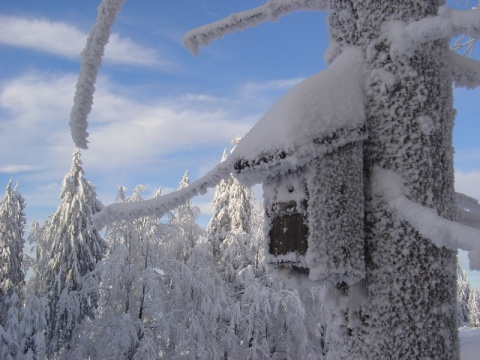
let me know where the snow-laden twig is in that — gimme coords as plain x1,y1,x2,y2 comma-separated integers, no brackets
448,51,480,88
92,159,233,230
371,166,480,270
69,0,125,149
385,6,480,60
455,192,480,229
183,0,329,55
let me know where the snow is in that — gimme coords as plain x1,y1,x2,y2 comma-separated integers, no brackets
93,160,232,229
183,0,329,55
459,327,480,360
94,47,367,229
449,51,480,89
231,47,367,176
69,0,125,149
372,166,480,270
386,6,480,60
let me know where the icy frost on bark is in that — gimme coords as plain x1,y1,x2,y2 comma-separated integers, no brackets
184,0,329,55
305,143,365,284
328,1,459,358
69,0,125,149
372,166,480,270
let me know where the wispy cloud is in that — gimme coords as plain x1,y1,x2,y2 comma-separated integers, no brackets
0,15,164,67
0,70,254,187
0,165,38,174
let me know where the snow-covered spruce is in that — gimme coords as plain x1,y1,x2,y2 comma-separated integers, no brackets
69,0,125,149
0,180,26,329
41,149,107,356
457,265,471,326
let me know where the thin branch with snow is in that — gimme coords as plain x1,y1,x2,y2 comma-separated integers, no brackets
183,0,329,55
92,159,233,230
449,51,480,88
386,6,480,60
371,166,480,271
69,0,125,149
455,192,480,229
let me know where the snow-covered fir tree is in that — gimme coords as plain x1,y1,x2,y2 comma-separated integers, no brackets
0,293,20,360
170,171,204,260
81,1,480,358
207,149,230,258
26,221,50,297
179,1,480,358
0,180,26,328
42,149,107,356
468,288,480,328
18,293,47,360
457,264,471,325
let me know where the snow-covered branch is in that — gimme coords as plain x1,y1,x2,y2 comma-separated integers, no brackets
371,166,480,270
183,0,329,55
449,51,480,88
455,192,480,229
69,0,125,149
92,159,233,230
386,6,480,59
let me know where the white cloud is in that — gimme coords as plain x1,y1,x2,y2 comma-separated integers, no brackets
0,71,255,195
455,170,480,200
0,15,163,67
0,165,38,174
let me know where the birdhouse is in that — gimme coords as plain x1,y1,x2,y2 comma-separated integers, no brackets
231,49,367,284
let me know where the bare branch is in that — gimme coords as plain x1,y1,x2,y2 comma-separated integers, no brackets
183,0,329,55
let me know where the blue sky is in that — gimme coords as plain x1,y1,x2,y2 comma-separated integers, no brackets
0,1,479,285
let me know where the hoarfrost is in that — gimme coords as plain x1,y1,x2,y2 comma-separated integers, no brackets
372,166,480,270
184,0,329,55
386,6,480,60
69,0,125,149
94,47,366,229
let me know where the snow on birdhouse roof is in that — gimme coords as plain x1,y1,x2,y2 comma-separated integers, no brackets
231,47,367,179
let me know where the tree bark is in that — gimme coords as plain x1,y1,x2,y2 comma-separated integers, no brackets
327,1,458,358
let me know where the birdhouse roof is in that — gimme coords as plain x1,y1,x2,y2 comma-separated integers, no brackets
231,47,367,180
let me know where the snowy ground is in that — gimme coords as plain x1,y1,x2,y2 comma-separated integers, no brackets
459,327,480,360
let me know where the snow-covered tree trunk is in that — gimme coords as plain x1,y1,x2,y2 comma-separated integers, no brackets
328,1,458,358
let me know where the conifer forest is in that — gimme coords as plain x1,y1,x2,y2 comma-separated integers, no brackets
2,0,480,359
